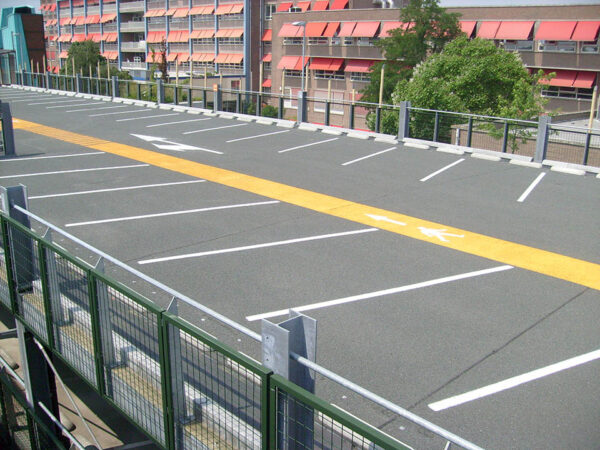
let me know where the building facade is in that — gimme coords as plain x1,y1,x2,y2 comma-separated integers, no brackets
37,0,599,113
1,6,45,75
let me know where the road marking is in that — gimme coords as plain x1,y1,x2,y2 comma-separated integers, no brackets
0,164,149,179
146,118,211,128
341,147,397,166
428,348,600,412
66,105,128,113
13,119,600,290
366,214,406,227
419,227,464,243
46,102,97,109
5,96,56,102
139,228,378,264
183,123,248,134
65,200,280,227
28,180,205,199
88,109,154,117
246,265,513,321
517,172,546,203
131,134,223,154
0,152,104,161
226,129,290,143
278,137,339,153
420,159,465,182
27,99,86,105
116,113,180,122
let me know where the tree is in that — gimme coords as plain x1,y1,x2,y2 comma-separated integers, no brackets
361,0,461,105
149,39,168,82
65,40,104,75
382,36,549,146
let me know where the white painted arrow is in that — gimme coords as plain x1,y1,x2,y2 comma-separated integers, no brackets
418,227,464,243
131,133,223,154
365,214,406,226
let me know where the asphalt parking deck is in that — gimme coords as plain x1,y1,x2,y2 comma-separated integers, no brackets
1,86,599,449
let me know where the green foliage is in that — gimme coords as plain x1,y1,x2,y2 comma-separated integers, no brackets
361,0,461,105
65,40,103,74
261,104,278,118
148,40,168,82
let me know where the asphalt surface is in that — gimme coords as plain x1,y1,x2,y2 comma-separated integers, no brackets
1,86,599,450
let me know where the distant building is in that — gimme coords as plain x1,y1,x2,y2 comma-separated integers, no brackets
0,6,45,75
37,0,599,117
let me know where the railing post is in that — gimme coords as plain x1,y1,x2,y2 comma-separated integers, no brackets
582,132,591,165
111,75,118,99
397,100,410,139
501,121,509,153
278,96,284,119
202,89,208,109
136,82,141,100
262,311,316,449
44,72,50,90
467,117,473,147
433,111,440,142
4,186,34,290
125,80,130,98
534,115,551,163
236,92,241,113
187,87,192,107
297,90,307,123
349,103,355,130
324,101,330,126
214,84,222,112
258,93,263,116
0,102,17,156
173,85,178,105
374,107,381,133
157,79,164,104
75,73,81,93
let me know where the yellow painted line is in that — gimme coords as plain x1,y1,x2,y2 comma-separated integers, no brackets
12,118,600,290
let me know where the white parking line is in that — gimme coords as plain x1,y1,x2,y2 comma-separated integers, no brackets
88,109,154,117
0,152,104,161
428,348,600,412
65,200,280,227
226,129,290,143
341,147,397,166
246,265,513,321
27,99,84,105
278,137,339,154
4,96,56,102
66,105,128,113
420,159,465,182
517,172,546,203
29,180,205,199
0,164,149,179
115,113,180,122
183,123,248,134
146,118,211,127
46,102,98,108
138,228,378,264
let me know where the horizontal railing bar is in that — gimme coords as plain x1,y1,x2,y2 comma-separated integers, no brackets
37,401,87,450
290,351,484,450
408,106,538,124
549,124,600,135
12,205,262,342
0,354,25,389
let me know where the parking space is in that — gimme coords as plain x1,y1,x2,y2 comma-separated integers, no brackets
1,86,599,449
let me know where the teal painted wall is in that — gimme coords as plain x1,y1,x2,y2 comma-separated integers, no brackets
0,7,32,71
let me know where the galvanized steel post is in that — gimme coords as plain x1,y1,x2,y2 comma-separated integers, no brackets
534,115,551,163
397,101,411,139
0,102,16,156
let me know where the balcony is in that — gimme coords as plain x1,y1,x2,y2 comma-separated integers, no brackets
87,6,100,14
121,41,147,52
520,51,600,72
121,61,147,69
103,43,118,51
103,23,118,32
120,21,145,32
119,1,145,12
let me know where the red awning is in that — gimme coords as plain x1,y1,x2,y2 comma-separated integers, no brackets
215,4,232,14
330,0,348,9
276,2,293,12
165,8,177,16
178,53,190,62
191,29,214,38
495,21,534,40
167,53,178,62
59,17,69,25
100,13,116,23
173,8,189,18
305,22,327,37
229,3,244,14
262,53,272,62
59,51,68,58
75,16,86,25
380,21,403,37
72,34,86,42
476,21,501,39
278,23,302,37
277,55,307,71
338,22,356,37
535,21,577,41
262,79,272,88
571,21,600,41
459,21,476,37
167,31,181,42
352,22,380,38
84,15,100,24
322,22,339,37
147,31,166,43
49,4,56,11
313,0,328,10
57,34,71,42
344,59,375,73
309,57,343,71
540,69,577,87
572,71,596,89
102,32,118,42
89,33,101,42
262,29,272,41
295,1,311,11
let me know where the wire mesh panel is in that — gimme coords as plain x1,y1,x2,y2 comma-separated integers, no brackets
0,378,34,449
166,314,269,449
45,246,97,387
0,221,12,309
270,375,411,450
6,222,48,343
95,275,165,445
547,127,600,166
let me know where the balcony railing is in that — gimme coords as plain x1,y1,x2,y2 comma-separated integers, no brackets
121,61,147,69
119,0,145,12
120,21,146,32
121,41,147,51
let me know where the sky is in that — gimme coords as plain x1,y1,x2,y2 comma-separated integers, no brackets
1,0,41,10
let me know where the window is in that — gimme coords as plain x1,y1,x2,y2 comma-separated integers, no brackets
313,89,344,114
192,38,214,45
219,63,243,70
330,37,340,45
538,40,576,53
265,3,276,20
350,72,370,82
283,37,303,45
356,37,374,46
502,40,533,51
314,69,344,80
218,37,244,45
343,37,353,45
284,69,302,77
308,37,328,45
263,61,271,71
581,41,599,53
541,86,593,100
284,87,299,108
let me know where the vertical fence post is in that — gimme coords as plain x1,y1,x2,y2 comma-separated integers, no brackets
202,89,208,109
45,72,50,90
0,102,17,156
262,311,316,449
374,107,381,133
582,132,591,165
297,91,307,123
324,101,330,126
534,115,551,163
75,73,81,93
157,79,164,104
214,85,222,112
397,101,410,139
173,85,178,105
258,93,263,116
111,76,118,99
4,186,34,290
40,230,68,330
278,96,284,119
467,117,473,147
37,231,56,351
349,103,355,130
236,92,241,113
136,83,141,100
125,80,130,98
433,111,440,142
187,87,192,107
501,121,510,153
